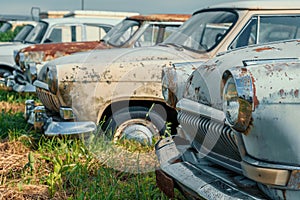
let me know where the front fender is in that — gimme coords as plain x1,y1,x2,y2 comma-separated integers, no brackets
162,61,204,108
225,60,300,165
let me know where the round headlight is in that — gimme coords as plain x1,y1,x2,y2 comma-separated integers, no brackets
46,66,58,94
222,74,253,133
223,76,239,125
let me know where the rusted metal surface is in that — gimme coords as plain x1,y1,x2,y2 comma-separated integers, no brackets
18,41,107,62
129,14,191,22
232,61,300,166
287,170,300,189
253,46,276,52
155,169,175,198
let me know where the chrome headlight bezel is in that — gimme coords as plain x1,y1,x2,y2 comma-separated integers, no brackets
46,65,58,94
222,69,253,133
17,51,45,71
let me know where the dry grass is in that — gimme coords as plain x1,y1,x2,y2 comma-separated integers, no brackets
94,144,159,174
0,185,67,200
0,102,25,114
0,141,67,200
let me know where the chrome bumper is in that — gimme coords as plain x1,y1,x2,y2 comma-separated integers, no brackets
4,64,37,93
155,136,267,199
25,100,97,136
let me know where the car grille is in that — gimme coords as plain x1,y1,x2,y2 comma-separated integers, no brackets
178,110,241,162
36,87,61,112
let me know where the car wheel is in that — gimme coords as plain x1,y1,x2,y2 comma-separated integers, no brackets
103,106,166,146
0,68,11,78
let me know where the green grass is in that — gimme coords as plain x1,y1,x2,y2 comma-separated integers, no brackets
0,90,38,103
0,90,185,199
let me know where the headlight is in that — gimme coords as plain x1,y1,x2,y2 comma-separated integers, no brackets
222,70,253,133
223,76,239,125
17,51,45,71
46,65,58,94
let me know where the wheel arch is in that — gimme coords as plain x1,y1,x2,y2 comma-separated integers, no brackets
98,98,178,131
0,64,15,74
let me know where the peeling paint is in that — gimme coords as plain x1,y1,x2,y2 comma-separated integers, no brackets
128,14,190,22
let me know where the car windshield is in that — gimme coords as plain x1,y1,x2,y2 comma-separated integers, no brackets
102,19,140,46
24,21,48,44
12,24,34,42
0,22,12,32
162,10,237,52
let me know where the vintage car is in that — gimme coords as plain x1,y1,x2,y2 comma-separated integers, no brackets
156,40,300,199
0,11,138,79
0,23,37,44
25,1,300,145
9,14,190,92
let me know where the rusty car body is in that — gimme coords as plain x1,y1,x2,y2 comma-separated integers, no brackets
156,39,300,199
25,1,300,146
9,14,190,92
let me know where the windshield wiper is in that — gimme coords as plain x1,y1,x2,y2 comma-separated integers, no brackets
23,40,37,44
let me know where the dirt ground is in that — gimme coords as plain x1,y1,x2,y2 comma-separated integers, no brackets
0,141,67,200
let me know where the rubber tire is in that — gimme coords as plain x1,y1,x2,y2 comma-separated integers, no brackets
103,106,166,139
0,68,11,78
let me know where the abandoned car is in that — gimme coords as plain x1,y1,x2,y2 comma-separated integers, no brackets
24,1,300,145
156,39,300,199
0,11,138,79
9,14,190,92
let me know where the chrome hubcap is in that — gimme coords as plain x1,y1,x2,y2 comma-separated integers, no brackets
114,119,159,146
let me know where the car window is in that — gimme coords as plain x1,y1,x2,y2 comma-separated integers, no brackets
25,21,48,44
163,10,237,52
0,22,12,32
85,24,112,41
13,24,34,42
163,26,178,40
135,24,159,47
46,25,82,43
230,15,300,49
103,19,140,47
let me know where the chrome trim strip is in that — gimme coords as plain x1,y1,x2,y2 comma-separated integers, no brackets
177,98,225,123
34,80,49,90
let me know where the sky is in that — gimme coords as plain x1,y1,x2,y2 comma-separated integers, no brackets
1,0,236,16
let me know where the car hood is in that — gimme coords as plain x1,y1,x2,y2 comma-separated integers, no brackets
0,43,29,56
19,41,108,63
40,45,207,83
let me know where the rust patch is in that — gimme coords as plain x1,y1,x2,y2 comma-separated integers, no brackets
19,41,107,62
253,46,275,52
129,14,191,22
287,170,300,189
155,169,175,198
279,89,285,97
250,75,259,109
294,89,299,98
203,64,216,72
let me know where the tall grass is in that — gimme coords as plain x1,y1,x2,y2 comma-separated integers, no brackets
0,90,184,199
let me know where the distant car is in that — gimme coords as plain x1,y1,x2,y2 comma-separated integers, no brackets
0,14,38,45
0,12,137,79
23,0,300,145
156,40,300,199
9,14,190,92
0,23,37,45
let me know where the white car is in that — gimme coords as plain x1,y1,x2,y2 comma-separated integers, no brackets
0,12,137,78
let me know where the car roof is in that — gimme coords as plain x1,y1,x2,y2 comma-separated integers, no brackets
207,0,300,10
40,17,123,26
128,14,191,22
